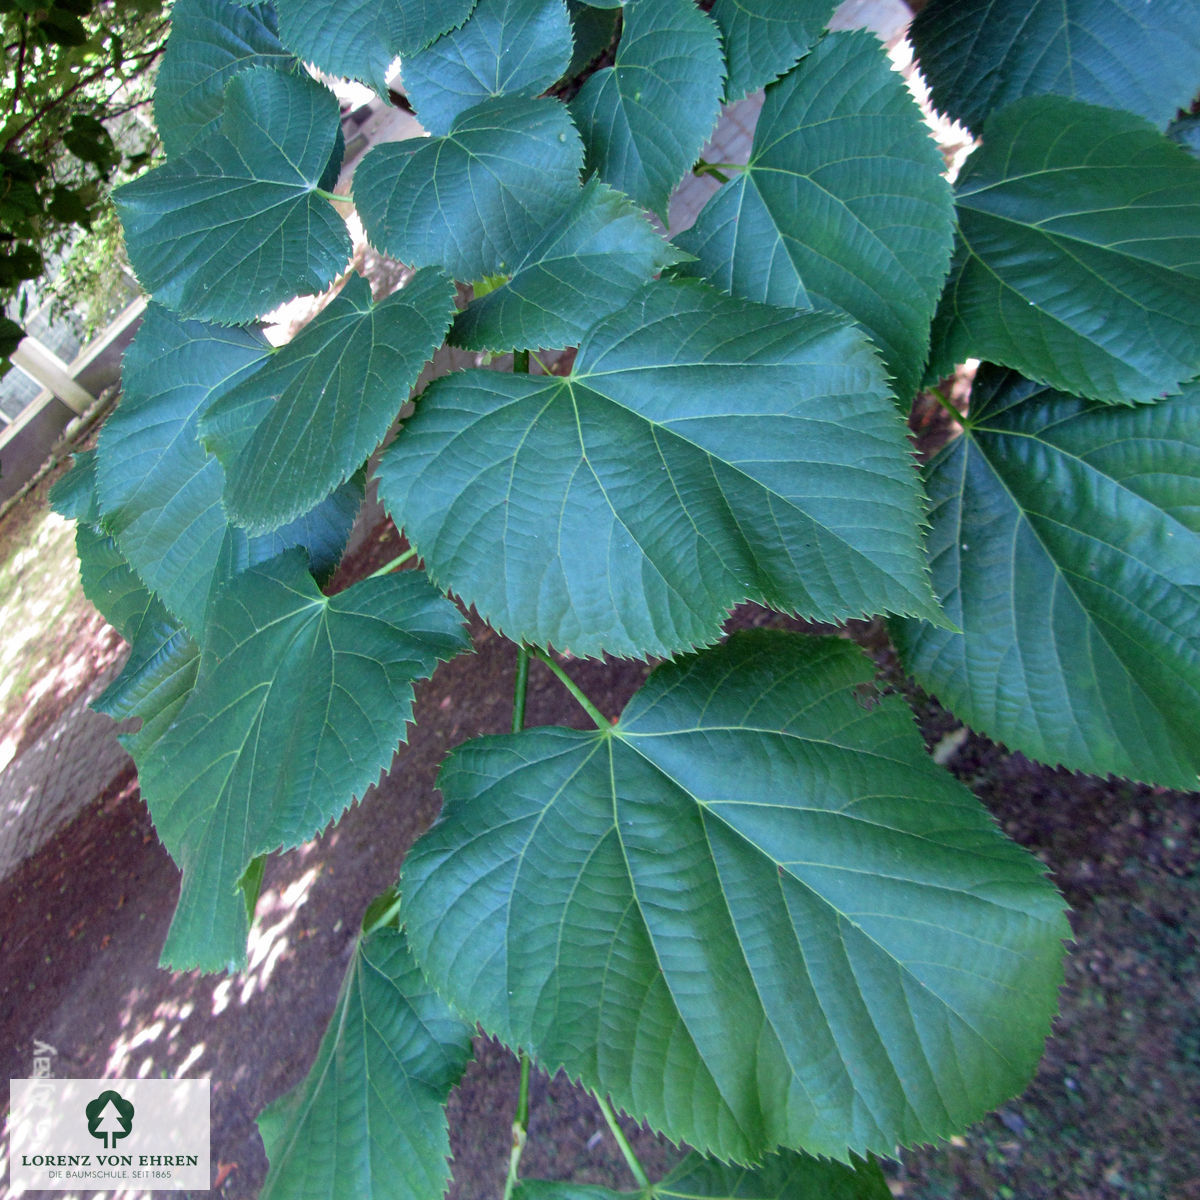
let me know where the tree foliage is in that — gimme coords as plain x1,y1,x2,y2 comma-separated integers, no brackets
50,0,1200,1195
1,0,168,355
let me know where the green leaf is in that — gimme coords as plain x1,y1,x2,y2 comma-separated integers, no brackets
910,0,1200,135
449,179,683,352
140,551,469,971
655,1150,892,1199
275,0,478,92
380,279,940,659
199,271,456,533
675,30,955,404
930,96,1200,404
513,1150,890,1199
403,631,1068,1162
404,0,574,136
96,304,360,637
49,449,101,525
709,0,835,102
116,67,352,324
154,0,294,156
570,0,724,219
355,95,583,281
259,926,474,1200
0,315,22,361
79,532,200,760
893,367,1200,790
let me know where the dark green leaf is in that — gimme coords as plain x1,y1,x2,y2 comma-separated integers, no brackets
67,504,202,763
514,1150,890,1199
259,926,474,1200
404,0,573,136
676,30,955,404
48,450,101,524
655,1151,892,1199
95,305,360,635
930,97,1200,404
403,631,1068,1161
0,315,23,360
47,184,92,224
275,0,477,92
911,0,1200,134
382,279,941,657
449,178,683,352
140,551,469,971
570,0,724,218
709,0,835,102
116,67,352,324
356,95,583,281
38,8,87,44
200,270,456,532
154,0,294,156
893,367,1200,790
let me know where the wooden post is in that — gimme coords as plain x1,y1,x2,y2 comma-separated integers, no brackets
9,336,96,415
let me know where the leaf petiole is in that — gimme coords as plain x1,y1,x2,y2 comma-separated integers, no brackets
367,546,417,579
594,1093,650,1190
531,649,609,729
502,1051,532,1200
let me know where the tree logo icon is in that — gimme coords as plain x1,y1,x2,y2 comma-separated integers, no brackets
85,1089,135,1149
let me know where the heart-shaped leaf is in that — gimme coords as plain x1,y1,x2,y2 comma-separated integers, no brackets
911,0,1200,134
117,67,352,324
570,0,724,219
154,0,294,155
259,926,474,1200
380,279,941,659
140,551,469,971
676,30,955,404
95,305,361,635
929,96,1200,403
404,0,574,136
275,0,478,92
709,0,836,102
355,95,583,281
403,631,1068,1162
893,367,1200,790
449,179,683,352
200,270,456,533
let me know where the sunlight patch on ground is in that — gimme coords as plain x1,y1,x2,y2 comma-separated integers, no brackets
0,504,123,773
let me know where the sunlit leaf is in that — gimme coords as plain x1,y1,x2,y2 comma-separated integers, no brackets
570,0,724,219
259,926,473,1200
676,30,955,403
404,631,1068,1161
154,0,294,155
140,551,469,971
117,67,351,323
404,0,573,136
380,279,941,658
355,95,583,281
449,179,683,352
200,271,456,533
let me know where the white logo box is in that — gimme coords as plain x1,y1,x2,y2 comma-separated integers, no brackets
8,1078,209,1192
